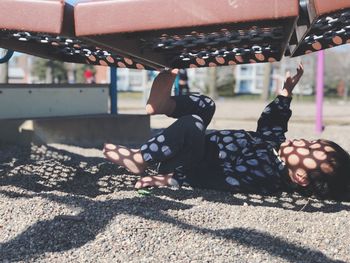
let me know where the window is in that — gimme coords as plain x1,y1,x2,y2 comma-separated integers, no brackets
256,79,264,90
239,80,253,93
240,65,253,76
256,65,265,75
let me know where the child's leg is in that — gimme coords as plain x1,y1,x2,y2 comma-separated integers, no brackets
134,174,176,189
145,69,216,127
104,114,206,186
146,69,178,116
103,69,178,174
140,114,206,171
169,95,215,128
103,144,147,174
135,114,207,188
104,69,212,184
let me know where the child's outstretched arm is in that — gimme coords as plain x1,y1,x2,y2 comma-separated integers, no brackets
280,63,304,98
256,63,304,147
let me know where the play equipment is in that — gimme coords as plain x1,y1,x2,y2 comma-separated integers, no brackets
1,0,349,70
0,48,14,64
0,0,73,63
0,0,149,69
291,0,350,56
74,0,299,69
0,0,348,141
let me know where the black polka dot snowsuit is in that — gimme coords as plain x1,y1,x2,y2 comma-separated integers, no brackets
140,94,292,194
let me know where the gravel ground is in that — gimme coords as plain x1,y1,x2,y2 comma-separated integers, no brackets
1,99,350,263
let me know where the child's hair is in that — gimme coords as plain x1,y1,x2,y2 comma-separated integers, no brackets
298,140,350,201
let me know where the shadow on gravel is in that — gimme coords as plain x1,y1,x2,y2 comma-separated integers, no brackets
1,143,349,214
1,143,349,262
0,191,346,263
150,187,350,214
0,143,139,197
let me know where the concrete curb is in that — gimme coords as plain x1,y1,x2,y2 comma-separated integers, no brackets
0,114,150,147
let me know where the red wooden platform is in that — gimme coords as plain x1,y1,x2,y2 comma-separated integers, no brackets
291,0,350,56
0,0,349,69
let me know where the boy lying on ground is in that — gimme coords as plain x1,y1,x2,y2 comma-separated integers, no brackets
103,65,350,201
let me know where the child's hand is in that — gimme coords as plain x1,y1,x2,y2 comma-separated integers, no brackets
280,63,304,97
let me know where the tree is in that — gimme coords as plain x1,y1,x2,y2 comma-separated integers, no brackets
75,64,96,83
32,58,68,84
324,48,350,99
261,63,272,101
216,66,235,97
0,48,10,83
207,67,218,99
0,62,9,83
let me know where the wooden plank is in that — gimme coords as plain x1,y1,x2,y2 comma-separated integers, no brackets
75,0,299,36
0,0,64,34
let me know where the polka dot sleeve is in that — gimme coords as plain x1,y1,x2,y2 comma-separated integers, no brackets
209,130,243,180
256,95,292,147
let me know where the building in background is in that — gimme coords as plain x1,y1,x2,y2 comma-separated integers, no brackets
7,54,34,83
186,67,210,93
1,54,318,96
234,64,266,94
95,67,210,93
93,66,148,92
235,54,317,96
271,54,316,96
2,46,348,98
115,69,148,92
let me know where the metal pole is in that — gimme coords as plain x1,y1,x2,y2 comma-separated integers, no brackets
0,49,14,64
110,67,118,114
0,62,8,83
174,74,180,96
208,67,218,99
261,63,272,101
316,50,324,134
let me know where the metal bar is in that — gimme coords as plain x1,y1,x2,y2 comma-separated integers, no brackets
174,74,180,96
315,50,324,134
0,49,14,64
110,67,118,114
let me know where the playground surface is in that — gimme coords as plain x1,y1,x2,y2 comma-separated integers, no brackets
1,98,350,262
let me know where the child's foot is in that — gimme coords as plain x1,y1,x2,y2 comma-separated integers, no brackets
146,69,178,115
103,143,147,174
134,174,178,189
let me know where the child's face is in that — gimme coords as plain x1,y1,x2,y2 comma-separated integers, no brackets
279,139,336,186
